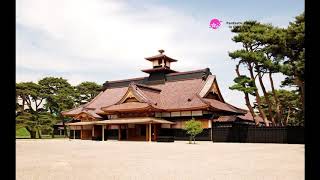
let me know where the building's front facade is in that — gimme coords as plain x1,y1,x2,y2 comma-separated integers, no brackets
63,50,246,141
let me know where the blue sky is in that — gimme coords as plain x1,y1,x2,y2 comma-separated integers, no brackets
16,0,304,108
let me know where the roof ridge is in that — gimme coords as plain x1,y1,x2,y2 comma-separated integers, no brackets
106,68,209,84
135,83,162,92
108,76,147,84
167,68,209,76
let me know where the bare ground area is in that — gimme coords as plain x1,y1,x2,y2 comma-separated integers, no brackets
16,139,304,180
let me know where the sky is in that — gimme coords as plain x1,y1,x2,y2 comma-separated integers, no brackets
16,0,304,109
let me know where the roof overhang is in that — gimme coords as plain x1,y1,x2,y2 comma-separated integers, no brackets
65,117,175,126
145,54,178,62
96,117,175,125
101,102,160,113
74,111,102,120
65,121,95,126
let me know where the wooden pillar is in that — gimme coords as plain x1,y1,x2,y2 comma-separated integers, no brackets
145,124,148,141
210,120,213,141
59,129,62,136
81,126,83,140
153,124,157,141
102,125,105,141
118,124,121,141
106,125,109,140
149,123,152,142
73,128,75,139
92,125,95,137
126,124,129,140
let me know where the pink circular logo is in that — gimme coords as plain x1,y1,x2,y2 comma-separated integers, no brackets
209,18,222,29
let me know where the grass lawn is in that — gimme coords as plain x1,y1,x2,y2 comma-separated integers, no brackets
16,127,30,138
16,127,67,139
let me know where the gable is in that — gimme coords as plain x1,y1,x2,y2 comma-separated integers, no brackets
198,75,224,102
74,112,96,122
116,85,147,104
204,92,220,100
123,96,139,103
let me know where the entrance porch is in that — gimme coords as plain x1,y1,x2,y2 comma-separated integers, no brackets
97,117,174,142
116,123,160,141
67,117,174,142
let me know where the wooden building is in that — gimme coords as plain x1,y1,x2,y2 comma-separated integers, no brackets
53,122,66,136
62,50,247,141
213,112,271,127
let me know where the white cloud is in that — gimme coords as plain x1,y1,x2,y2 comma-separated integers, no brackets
259,15,298,28
16,0,296,109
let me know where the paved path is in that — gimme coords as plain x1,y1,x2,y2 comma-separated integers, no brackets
16,139,304,180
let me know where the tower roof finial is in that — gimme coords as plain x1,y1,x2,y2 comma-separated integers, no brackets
158,49,165,54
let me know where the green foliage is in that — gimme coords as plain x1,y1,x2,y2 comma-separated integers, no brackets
16,112,38,132
231,21,274,45
37,112,58,131
229,50,267,64
257,90,303,126
38,77,75,115
183,118,203,144
16,77,102,138
16,112,58,138
74,81,102,105
229,75,257,95
38,77,73,94
229,20,286,74
16,77,77,138
280,12,305,87
16,82,46,112
228,12,304,125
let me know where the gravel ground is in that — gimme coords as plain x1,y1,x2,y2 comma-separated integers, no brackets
16,139,304,180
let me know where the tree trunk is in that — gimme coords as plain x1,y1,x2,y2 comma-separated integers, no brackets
189,136,192,144
301,82,305,112
22,98,25,112
296,80,304,114
235,64,258,125
37,129,42,139
58,113,68,138
279,106,285,125
248,63,269,126
30,130,36,139
269,73,281,126
257,72,275,126
193,136,196,144
63,119,68,138
285,107,291,126
25,127,36,139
